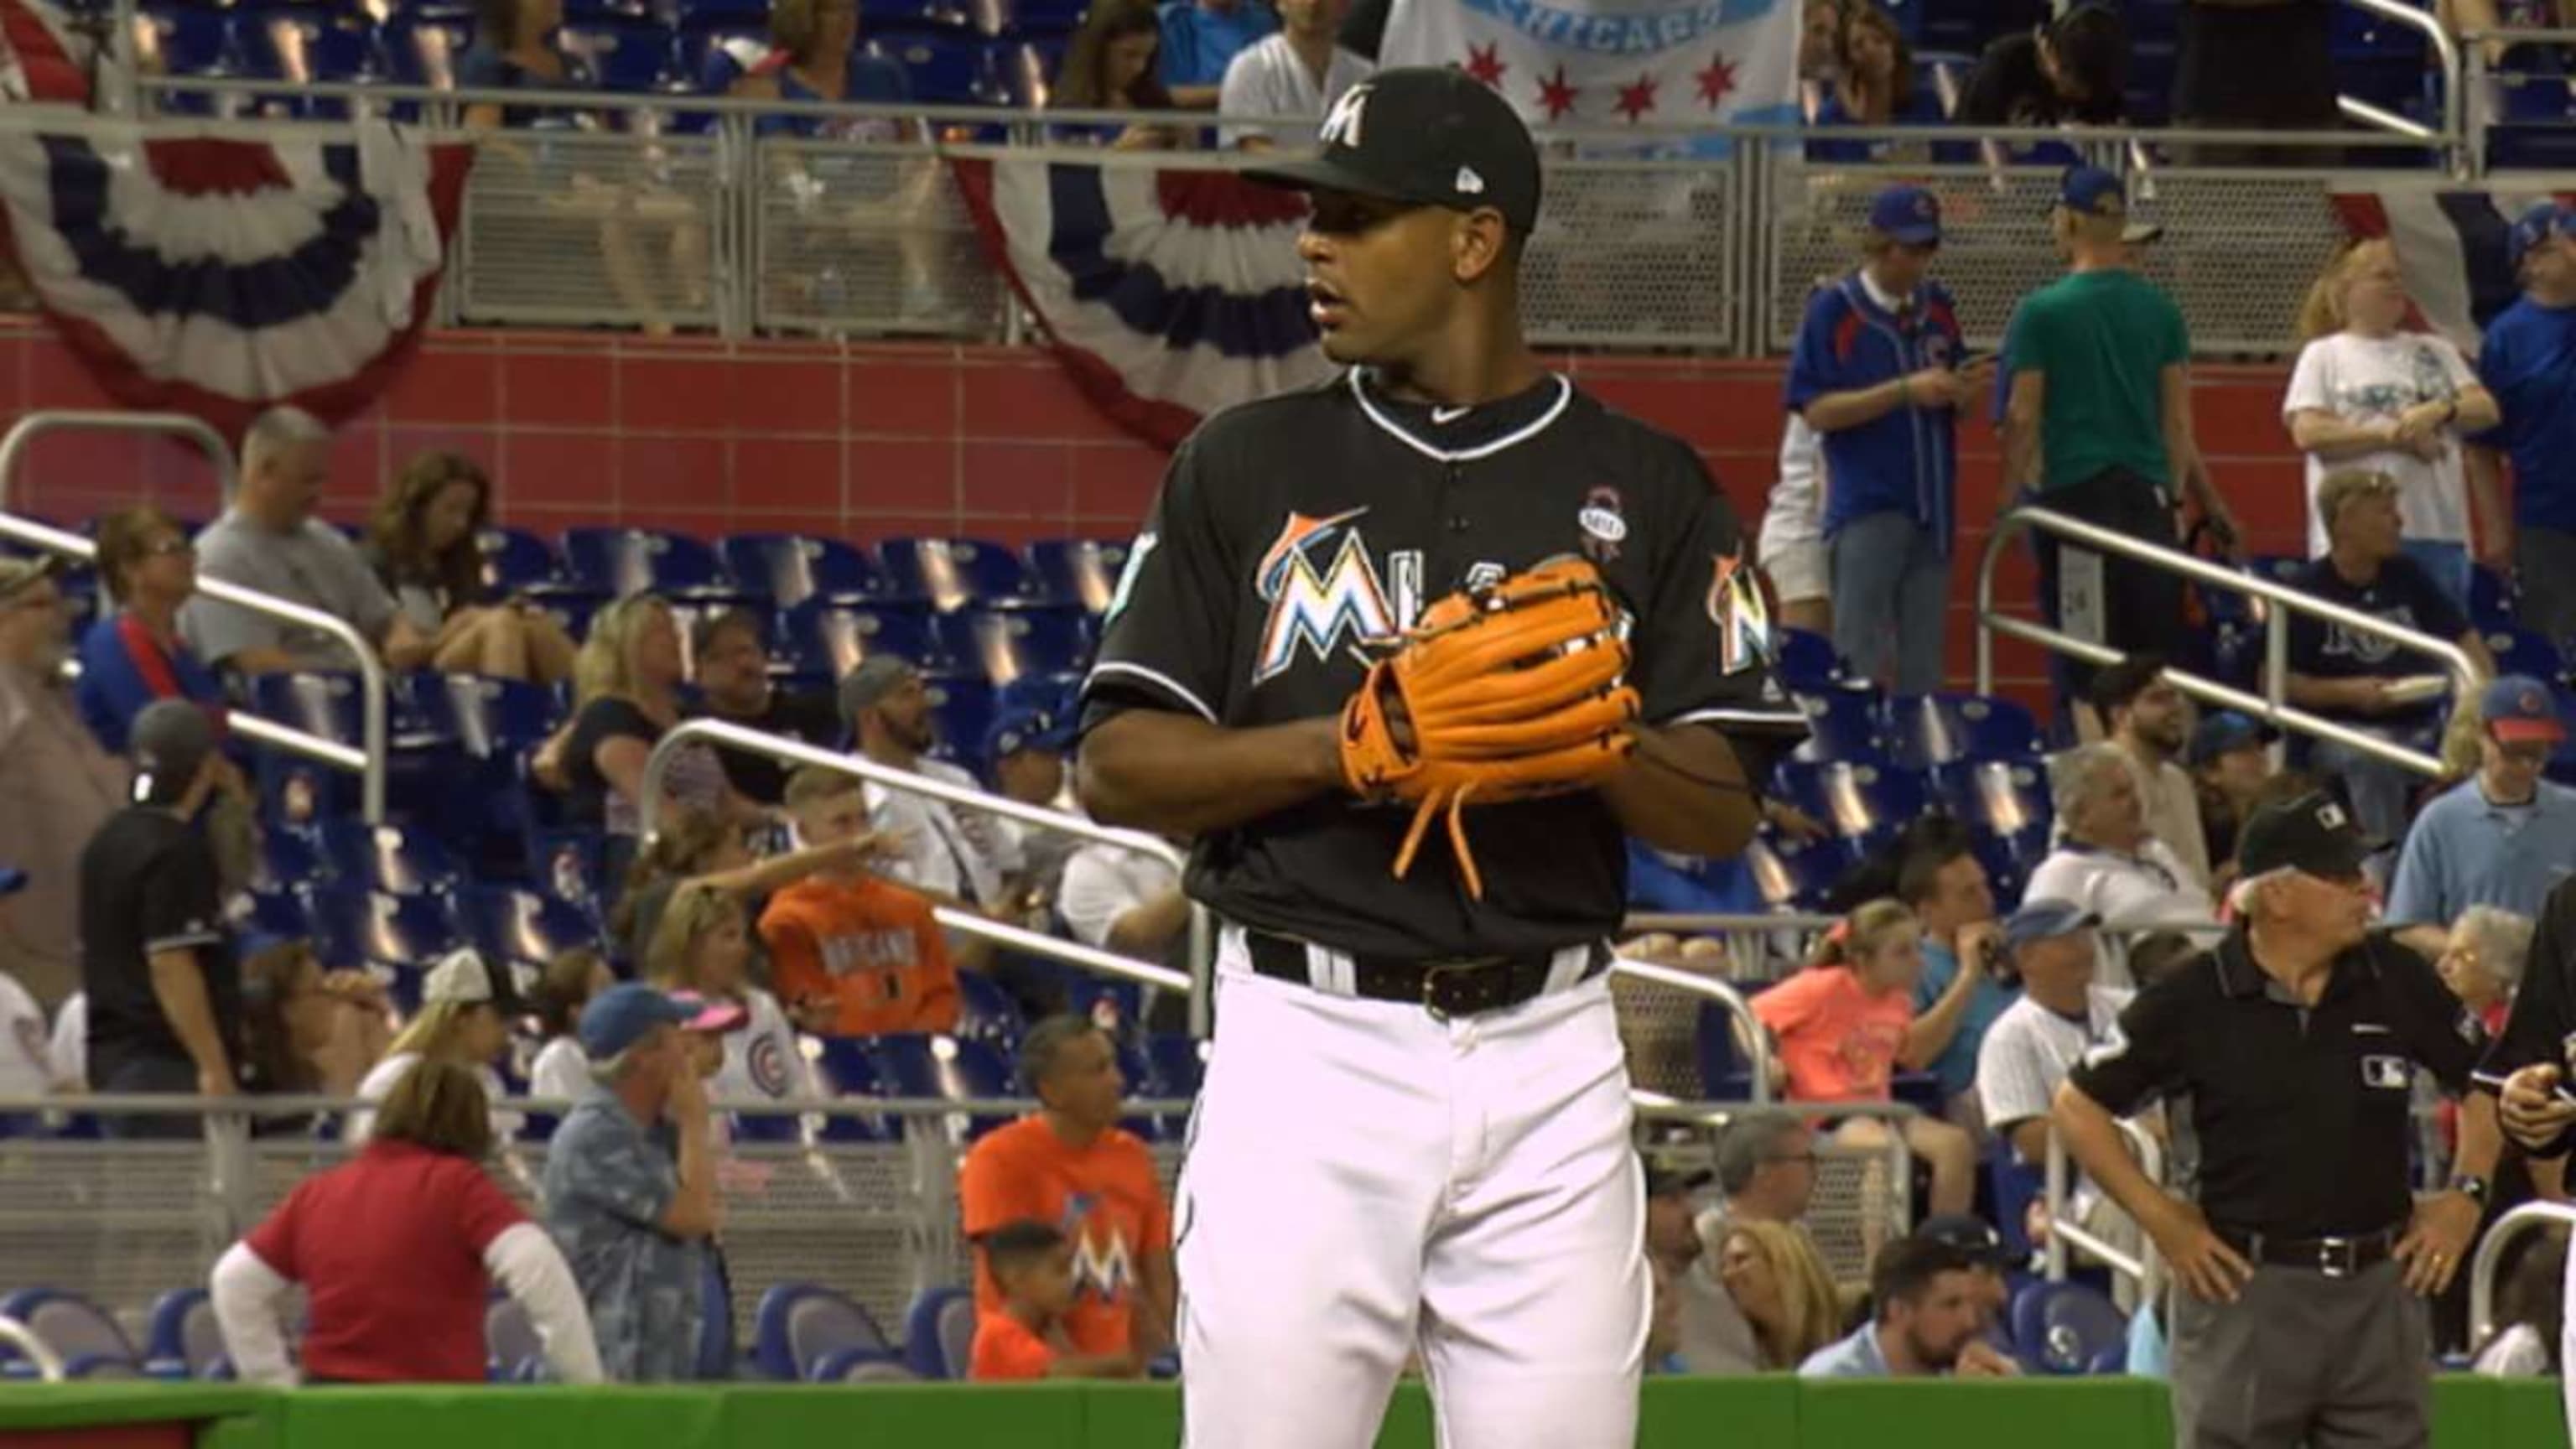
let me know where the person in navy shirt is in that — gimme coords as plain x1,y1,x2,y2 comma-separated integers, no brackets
1786,185,1992,695
2470,201,2576,653
76,506,225,756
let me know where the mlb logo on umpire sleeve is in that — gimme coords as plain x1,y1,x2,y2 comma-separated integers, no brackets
2360,1055,2409,1090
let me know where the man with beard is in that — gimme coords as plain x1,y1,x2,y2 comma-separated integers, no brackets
2090,654,2211,891
1798,1234,2018,1377
837,654,1009,912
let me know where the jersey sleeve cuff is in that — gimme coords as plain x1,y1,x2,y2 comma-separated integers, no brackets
145,929,224,956
1082,662,1220,725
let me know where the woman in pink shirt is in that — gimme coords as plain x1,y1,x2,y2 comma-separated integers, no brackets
1751,899,1976,1215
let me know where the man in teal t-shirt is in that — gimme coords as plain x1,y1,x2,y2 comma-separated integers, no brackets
2001,166,2243,715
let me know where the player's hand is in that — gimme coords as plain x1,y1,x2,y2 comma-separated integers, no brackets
2392,401,2452,447
789,995,839,1034
2348,678,2397,716
2500,1064,2576,1150
1903,366,1964,411
2395,1190,2481,1296
1955,1339,2022,1378
1955,920,2006,981
2145,1197,2254,1303
195,1065,237,1100
667,1061,711,1123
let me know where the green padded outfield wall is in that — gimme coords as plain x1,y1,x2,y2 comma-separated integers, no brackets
0,1378,2562,1448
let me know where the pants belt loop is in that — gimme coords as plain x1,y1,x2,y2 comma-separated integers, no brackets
1542,943,1589,995
1304,940,1350,997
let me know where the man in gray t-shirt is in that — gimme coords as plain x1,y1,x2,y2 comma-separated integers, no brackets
179,408,429,674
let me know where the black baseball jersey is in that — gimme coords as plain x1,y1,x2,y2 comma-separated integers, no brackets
1080,369,1808,959
2474,872,2576,1154
2067,927,2482,1238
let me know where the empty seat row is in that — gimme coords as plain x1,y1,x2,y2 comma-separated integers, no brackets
486,529,1131,616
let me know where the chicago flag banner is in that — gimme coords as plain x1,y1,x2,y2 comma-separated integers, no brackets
0,120,471,439
1376,0,1800,131
952,152,1332,450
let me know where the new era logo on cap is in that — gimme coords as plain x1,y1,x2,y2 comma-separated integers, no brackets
1456,166,1484,195
2315,800,2347,830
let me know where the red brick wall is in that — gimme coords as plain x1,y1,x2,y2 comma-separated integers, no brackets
1,321,2310,690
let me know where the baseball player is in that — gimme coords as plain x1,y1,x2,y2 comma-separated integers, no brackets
1074,67,1805,1449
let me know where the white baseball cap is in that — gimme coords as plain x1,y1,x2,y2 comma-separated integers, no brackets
422,948,504,1006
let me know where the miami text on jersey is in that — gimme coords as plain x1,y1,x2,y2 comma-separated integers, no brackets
1254,508,1405,684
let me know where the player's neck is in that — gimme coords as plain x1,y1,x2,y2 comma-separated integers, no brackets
2245,921,2338,1002
1872,1322,1925,1375
1371,332,1547,410
1044,1108,1105,1150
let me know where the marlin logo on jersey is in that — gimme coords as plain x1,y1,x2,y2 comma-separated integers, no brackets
1254,508,1397,684
1061,1193,1137,1301
1705,548,1771,675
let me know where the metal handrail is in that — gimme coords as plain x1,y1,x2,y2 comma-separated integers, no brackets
1613,957,1774,1105
638,719,1207,996
2343,0,2464,169
0,1316,65,1383
0,409,234,511
2468,1198,2576,1348
2043,1119,2164,1303
0,513,390,822
1977,506,2488,779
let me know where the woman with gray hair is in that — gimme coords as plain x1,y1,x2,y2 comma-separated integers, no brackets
2023,744,2217,986
2437,905,2533,1035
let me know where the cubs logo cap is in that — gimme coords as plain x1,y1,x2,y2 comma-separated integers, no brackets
2480,673,2566,745
1867,184,1942,247
2506,201,2573,273
1244,66,1543,235
2237,790,2377,880
2056,164,2127,220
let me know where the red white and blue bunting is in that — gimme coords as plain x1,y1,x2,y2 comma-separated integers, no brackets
952,152,1333,450
0,121,471,437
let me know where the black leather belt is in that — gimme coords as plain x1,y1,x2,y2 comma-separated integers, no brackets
1244,932,1611,1020
2215,1225,2402,1279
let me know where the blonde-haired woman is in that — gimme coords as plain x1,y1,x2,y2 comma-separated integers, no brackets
643,881,812,1107
2284,239,2502,609
345,949,522,1147
548,594,746,843
363,453,577,685
1713,1220,1845,1370
1749,899,1976,1215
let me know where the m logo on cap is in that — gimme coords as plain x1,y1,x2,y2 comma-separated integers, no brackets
1321,86,1370,148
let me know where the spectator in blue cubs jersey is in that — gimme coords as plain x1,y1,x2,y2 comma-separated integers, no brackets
1786,184,1992,697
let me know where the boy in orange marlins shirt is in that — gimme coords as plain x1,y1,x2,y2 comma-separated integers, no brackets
759,766,958,1036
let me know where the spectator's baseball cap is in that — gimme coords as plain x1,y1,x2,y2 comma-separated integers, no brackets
1867,185,1943,247
0,555,59,602
1644,1156,1716,1199
130,699,216,805
2122,221,2164,247
578,983,696,1060
2056,164,2127,221
2480,674,2566,745
1916,1214,2011,1270
423,946,522,1013
2507,201,2573,272
837,653,920,728
2237,790,2376,880
2001,898,2101,950
2187,709,2279,767
1244,67,1543,234
667,989,750,1034
984,706,1076,764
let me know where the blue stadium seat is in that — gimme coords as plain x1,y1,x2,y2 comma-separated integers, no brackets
1692,1000,1758,1098
144,1289,223,1381
382,7,475,87
244,889,314,943
2485,626,2566,685
2010,1280,2127,1376
532,828,613,911
754,1284,894,1381
2470,564,2516,631
557,15,682,91
812,1348,916,1382
307,886,460,968
1884,693,2045,769
316,820,461,899
675,0,771,23
1142,1031,1208,1098
720,533,887,609
1774,627,1841,693
561,527,733,599
1932,756,2052,839
434,675,564,761
1000,0,1084,29
875,536,1033,612
1732,831,1855,912
485,1297,539,1382
1987,1140,2045,1264
935,605,1091,685
460,885,603,969
1789,689,1883,762
861,0,977,33
0,1290,139,1373
1022,538,1130,614
953,970,1026,1056
1771,760,1929,846
996,670,1081,717
782,599,943,678
478,527,563,595
924,672,995,761
252,828,329,896
230,3,382,113
864,1033,1014,1140
804,1038,899,1141
901,1286,976,1380
136,0,239,91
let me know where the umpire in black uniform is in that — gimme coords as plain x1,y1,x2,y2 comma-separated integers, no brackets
2053,792,2500,1449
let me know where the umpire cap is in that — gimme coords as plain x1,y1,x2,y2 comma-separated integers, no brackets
1244,67,1543,234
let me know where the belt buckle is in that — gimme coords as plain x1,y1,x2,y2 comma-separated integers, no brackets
2318,1239,2353,1279
1420,958,1505,1021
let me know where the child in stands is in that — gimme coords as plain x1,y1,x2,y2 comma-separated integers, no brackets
969,1218,1144,1382
761,767,959,1037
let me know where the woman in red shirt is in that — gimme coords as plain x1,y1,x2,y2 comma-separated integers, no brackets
1749,897,1978,1217
209,1060,605,1384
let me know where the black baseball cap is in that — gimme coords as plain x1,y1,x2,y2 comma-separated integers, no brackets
2237,790,2377,880
1916,1214,2011,1269
131,699,216,804
1244,67,1543,234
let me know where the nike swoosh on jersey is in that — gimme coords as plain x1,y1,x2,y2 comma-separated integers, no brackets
1431,406,1471,423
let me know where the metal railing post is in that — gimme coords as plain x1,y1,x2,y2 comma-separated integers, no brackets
0,410,236,512
1608,958,1774,1104
2468,1199,2576,1348
2340,0,2464,174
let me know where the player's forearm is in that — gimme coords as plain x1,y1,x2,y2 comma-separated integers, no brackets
148,949,232,1083
2051,1082,2175,1228
1899,970,1977,1068
2458,1088,2506,1183
1801,379,1909,434
2289,411,2397,460
1078,711,1344,835
1600,724,1759,858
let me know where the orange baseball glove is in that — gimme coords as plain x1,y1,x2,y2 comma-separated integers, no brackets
1338,558,1641,898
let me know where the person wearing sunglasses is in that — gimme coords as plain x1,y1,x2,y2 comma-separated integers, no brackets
75,505,225,756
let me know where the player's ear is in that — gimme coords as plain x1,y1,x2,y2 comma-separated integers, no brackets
1452,209,1512,285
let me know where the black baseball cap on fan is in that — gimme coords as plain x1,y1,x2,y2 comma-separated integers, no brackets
1244,67,1544,234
